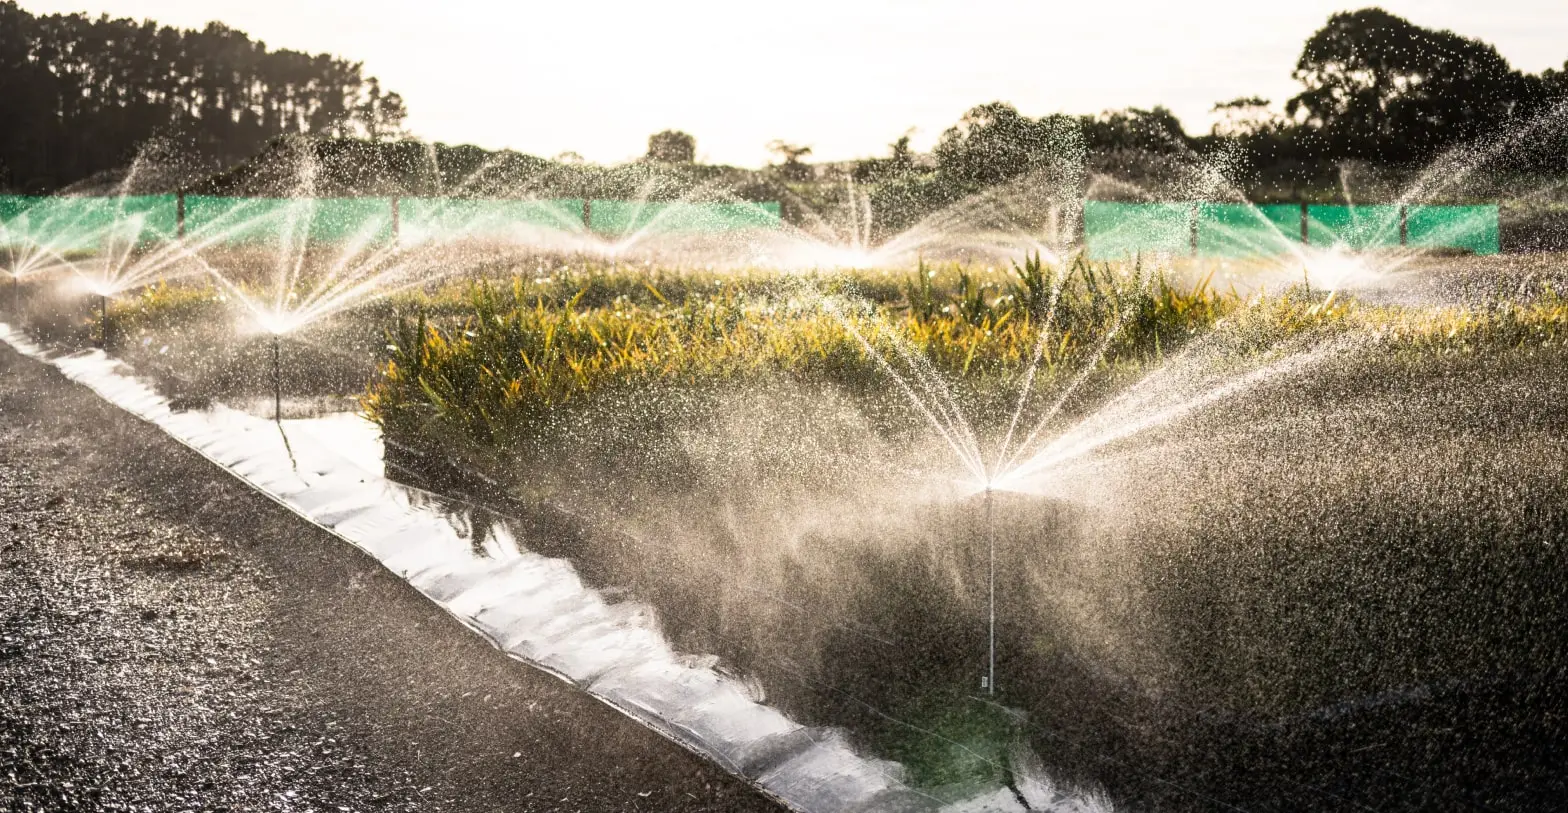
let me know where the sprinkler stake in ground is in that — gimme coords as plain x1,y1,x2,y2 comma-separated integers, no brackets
98,293,109,350
984,486,997,696
271,333,282,420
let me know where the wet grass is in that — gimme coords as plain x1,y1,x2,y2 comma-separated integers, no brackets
11,255,1568,460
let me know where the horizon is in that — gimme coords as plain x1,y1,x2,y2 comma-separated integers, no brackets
14,0,1568,168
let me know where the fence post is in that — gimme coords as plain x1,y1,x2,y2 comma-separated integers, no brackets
1399,204,1408,247
1189,202,1199,257
176,191,186,239
582,199,592,232
1300,201,1309,244
390,196,400,245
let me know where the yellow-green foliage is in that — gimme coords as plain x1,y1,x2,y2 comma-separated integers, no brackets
362,258,1239,448
107,280,227,333
1219,284,1568,352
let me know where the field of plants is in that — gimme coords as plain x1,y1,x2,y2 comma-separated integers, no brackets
7,250,1568,807
15,253,1559,462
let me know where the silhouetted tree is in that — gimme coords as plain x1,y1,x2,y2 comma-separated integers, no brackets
767,140,814,182
852,129,919,184
889,130,915,169
1211,97,1282,138
355,78,409,142
1287,8,1528,162
1081,106,1189,153
0,2,407,191
646,130,696,163
935,103,1047,186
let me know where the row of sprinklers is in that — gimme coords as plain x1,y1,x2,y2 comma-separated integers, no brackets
9,249,1566,702
0,187,1523,701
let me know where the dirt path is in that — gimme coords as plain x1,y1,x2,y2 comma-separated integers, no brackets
0,344,781,813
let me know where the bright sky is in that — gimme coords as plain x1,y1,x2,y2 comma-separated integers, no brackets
21,0,1568,167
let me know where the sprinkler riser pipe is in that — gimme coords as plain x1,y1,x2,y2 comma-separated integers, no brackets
980,488,996,696
272,335,282,421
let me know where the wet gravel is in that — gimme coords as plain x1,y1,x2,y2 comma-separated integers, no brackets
0,345,780,813
0,478,429,812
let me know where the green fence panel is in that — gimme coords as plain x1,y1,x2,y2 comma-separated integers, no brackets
112,195,179,244
186,197,394,246
399,198,584,243
0,195,43,249
2,197,83,251
588,201,781,235
1407,205,1499,255
3,196,1502,257
1084,201,1192,260
1307,205,1402,250
0,195,41,229
1197,203,1302,258
308,197,393,245
185,196,284,245
0,196,174,252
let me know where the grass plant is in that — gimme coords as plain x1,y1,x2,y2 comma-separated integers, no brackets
360,257,1237,454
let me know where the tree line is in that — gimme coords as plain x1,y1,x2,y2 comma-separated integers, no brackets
5,4,1565,214
826,8,1568,230
631,8,1568,229
0,1,406,193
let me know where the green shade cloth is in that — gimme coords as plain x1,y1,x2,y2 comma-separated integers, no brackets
1406,205,1499,255
398,198,585,243
1085,202,1499,257
588,200,782,236
5,196,1496,256
5,196,784,247
1197,203,1302,258
0,195,177,251
1084,201,1193,260
1307,205,1402,250
184,196,394,246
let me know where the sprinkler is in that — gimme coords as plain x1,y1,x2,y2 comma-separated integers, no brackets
271,333,282,421
98,293,109,350
983,485,997,696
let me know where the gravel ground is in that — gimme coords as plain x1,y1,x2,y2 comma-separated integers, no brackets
0,344,781,813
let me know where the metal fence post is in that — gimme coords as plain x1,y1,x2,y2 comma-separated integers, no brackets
1300,202,1309,244
176,191,185,239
